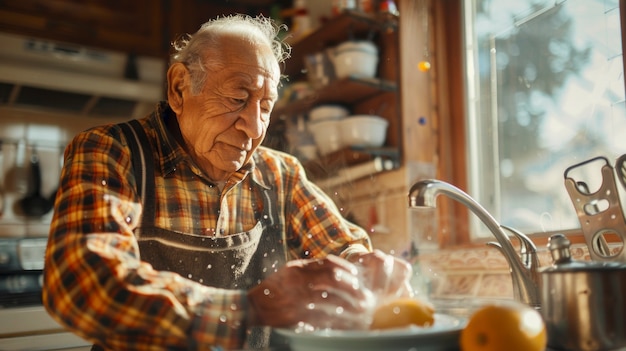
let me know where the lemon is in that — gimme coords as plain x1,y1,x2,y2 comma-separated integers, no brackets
369,297,435,330
459,303,547,351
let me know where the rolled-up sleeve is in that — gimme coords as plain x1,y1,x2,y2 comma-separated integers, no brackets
275,153,373,260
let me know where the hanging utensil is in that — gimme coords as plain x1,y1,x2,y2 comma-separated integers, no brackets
573,180,611,256
0,141,4,217
15,146,54,218
5,140,27,194
564,156,626,262
616,153,626,191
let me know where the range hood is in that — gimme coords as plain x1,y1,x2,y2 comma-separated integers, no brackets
0,32,165,119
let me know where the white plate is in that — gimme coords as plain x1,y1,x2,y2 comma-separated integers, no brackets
273,313,465,351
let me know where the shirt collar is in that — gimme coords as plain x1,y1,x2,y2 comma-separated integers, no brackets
149,102,186,178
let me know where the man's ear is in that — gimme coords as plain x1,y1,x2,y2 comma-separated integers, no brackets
167,63,188,114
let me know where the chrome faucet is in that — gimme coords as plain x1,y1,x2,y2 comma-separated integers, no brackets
408,179,541,308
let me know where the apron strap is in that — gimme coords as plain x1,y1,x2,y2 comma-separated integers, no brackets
117,120,156,228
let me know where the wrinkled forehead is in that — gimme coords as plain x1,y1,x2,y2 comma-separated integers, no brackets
212,30,281,81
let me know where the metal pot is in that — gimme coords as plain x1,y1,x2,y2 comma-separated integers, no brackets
540,234,626,351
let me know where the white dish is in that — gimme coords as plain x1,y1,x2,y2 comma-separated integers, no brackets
274,313,465,351
340,114,389,148
331,41,379,79
309,104,349,122
307,119,343,155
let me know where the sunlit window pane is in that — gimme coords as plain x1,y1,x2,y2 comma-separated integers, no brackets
464,0,626,236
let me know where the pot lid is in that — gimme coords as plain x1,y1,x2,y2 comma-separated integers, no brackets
539,233,626,273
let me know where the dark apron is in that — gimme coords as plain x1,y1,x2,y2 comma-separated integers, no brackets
90,121,287,350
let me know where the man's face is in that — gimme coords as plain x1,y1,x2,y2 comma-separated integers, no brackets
174,34,280,181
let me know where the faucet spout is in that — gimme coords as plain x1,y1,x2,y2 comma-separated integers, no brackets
408,179,541,308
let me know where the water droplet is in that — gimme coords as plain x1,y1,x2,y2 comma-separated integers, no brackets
199,279,204,283
321,291,328,299
230,303,238,311
207,264,212,269
101,179,107,186
335,306,344,314
230,264,235,269
263,252,268,257
307,303,315,310
392,306,401,314
303,250,310,257
334,270,344,281
125,216,132,224
187,274,193,279
263,288,271,296
219,315,228,323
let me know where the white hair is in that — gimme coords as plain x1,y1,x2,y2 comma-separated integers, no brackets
170,14,290,94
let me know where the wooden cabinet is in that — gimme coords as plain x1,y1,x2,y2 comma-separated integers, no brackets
0,0,167,57
270,11,401,183
0,0,281,57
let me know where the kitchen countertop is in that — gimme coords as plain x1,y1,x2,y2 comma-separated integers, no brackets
0,305,581,351
0,305,91,351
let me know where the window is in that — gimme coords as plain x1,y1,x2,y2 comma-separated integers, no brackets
463,0,626,237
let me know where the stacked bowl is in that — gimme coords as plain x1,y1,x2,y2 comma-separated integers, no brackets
340,114,388,148
331,41,379,79
308,106,389,156
307,104,349,155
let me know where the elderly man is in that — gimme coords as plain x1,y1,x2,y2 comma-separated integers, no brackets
43,14,411,350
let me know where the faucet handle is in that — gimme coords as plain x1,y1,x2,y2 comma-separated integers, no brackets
501,225,539,270
486,241,505,256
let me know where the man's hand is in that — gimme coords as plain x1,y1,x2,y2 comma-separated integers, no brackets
348,249,414,301
247,255,375,330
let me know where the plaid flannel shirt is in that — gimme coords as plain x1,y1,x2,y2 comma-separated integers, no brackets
42,102,371,350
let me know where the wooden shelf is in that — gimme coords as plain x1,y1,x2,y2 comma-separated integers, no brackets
304,146,400,180
272,77,397,118
273,10,400,187
284,10,398,78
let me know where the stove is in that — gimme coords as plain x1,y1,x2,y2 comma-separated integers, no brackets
0,237,47,308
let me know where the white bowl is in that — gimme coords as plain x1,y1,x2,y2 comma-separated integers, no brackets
273,313,465,351
332,41,379,79
339,115,388,147
296,144,318,161
308,119,343,155
309,104,350,122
